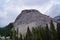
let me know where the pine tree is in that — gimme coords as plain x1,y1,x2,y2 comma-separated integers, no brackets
25,27,32,40
57,23,60,40
16,28,19,40
37,26,42,40
45,24,50,40
32,27,35,40
50,20,55,32
19,33,22,40
50,20,57,40
40,27,46,40
12,28,16,40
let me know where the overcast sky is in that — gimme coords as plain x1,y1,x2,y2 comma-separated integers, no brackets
0,0,60,27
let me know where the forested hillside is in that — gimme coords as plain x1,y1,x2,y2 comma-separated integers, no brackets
0,23,13,37
0,21,60,40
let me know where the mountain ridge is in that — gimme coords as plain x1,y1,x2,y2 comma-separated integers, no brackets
54,15,60,22
13,9,57,35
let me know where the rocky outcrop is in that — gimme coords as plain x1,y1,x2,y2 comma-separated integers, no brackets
13,9,57,36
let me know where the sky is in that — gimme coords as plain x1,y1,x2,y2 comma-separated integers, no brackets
0,0,60,27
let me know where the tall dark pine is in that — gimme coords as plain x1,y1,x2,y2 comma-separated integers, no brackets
50,20,56,40
16,28,19,40
45,24,50,40
57,23,60,40
25,27,32,40
50,20,55,32
12,28,16,40
19,33,22,40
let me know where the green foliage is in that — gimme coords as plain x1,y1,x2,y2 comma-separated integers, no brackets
57,23,60,40
50,20,57,40
45,24,50,40
25,27,32,40
12,28,16,40
0,23,13,38
19,33,22,40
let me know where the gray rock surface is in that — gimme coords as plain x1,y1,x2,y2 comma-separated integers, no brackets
13,9,57,36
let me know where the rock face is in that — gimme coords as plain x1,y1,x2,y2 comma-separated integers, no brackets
13,9,56,36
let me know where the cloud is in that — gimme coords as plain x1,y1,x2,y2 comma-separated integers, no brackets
23,0,50,6
0,0,21,27
46,4,60,17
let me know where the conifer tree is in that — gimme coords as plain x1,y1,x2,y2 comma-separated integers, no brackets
50,20,55,31
37,26,42,40
45,24,50,40
32,27,35,40
57,23,60,40
16,28,19,40
19,33,22,40
41,27,46,40
12,28,16,40
25,27,32,40
50,20,56,40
